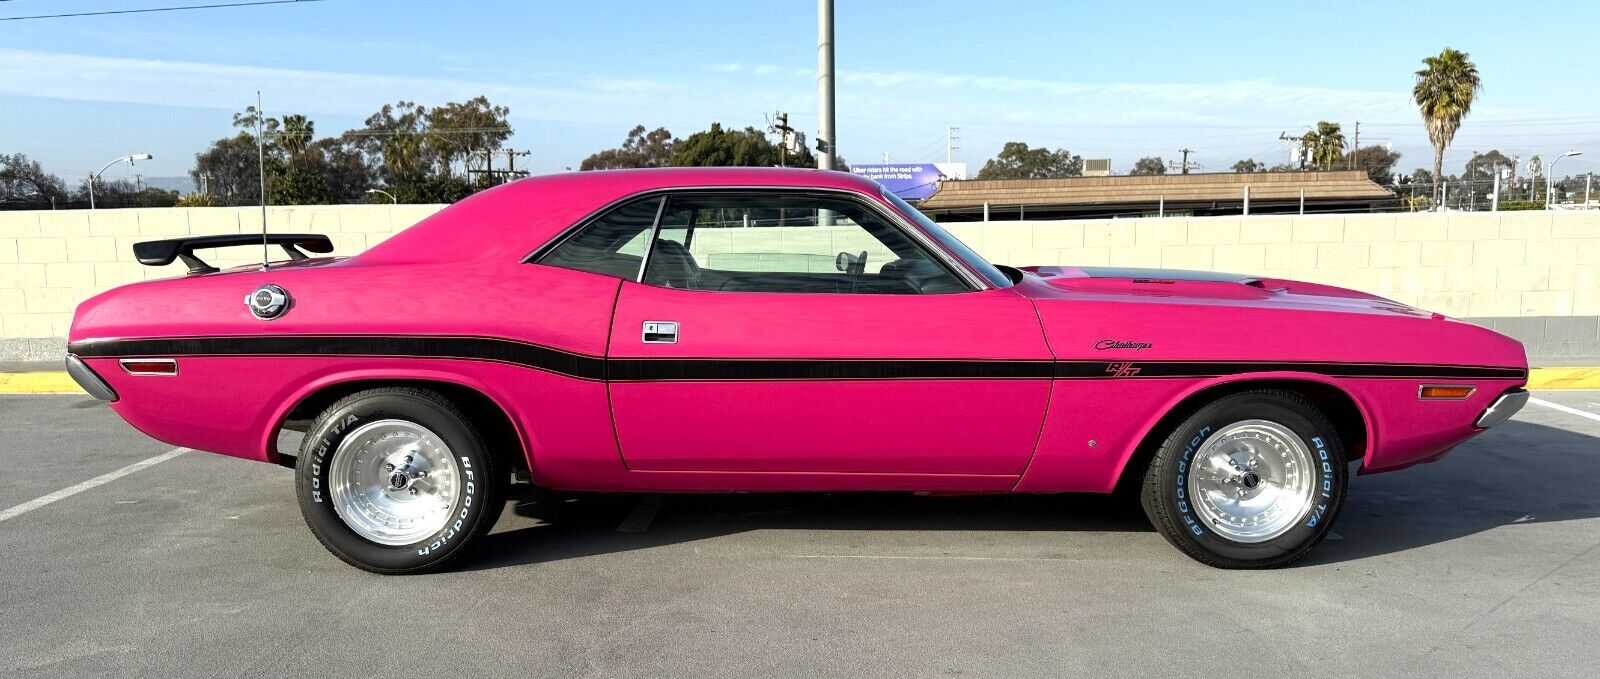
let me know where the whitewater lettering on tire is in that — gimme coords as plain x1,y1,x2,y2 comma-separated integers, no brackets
1174,425,1212,537
417,456,476,556
308,414,357,504
1305,435,1332,528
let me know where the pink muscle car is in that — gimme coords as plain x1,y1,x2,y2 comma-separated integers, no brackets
66,167,1529,573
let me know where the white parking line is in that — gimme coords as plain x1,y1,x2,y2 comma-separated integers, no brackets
0,447,189,523
1529,397,1600,424
790,554,1075,562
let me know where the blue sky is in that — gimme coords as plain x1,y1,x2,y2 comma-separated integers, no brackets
3,0,1599,188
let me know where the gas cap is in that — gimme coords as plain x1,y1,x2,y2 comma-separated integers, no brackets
246,284,290,320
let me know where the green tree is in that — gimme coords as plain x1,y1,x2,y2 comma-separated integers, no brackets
191,132,273,206
1413,48,1482,195
278,114,314,157
1130,156,1166,175
424,96,513,176
0,152,69,209
1231,158,1266,173
1301,121,1346,170
1344,146,1402,184
1462,149,1515,192
668,123,815,168
582,125,678,170
353,101,432,190
976,142,1083,180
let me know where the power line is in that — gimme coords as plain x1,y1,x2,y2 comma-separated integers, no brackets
0,0,326,21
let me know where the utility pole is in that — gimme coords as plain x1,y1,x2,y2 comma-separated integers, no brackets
946,126,960,164
1349,121,1359,170
816,0,836,171
1177,148,1195,174
503,148,530,178
771,112,794,166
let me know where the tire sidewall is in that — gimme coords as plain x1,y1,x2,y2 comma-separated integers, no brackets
1163,396,1345,562
296,393,494,573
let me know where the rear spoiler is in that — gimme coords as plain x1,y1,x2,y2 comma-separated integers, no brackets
132,234,334,275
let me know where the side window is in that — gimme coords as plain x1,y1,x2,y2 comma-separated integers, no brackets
641,194,966,294
537,196,662,279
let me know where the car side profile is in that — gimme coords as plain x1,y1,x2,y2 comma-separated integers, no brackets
65,167,1529,573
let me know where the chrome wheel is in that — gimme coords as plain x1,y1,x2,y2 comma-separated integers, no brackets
328,419,461,546
1186,419,1316,543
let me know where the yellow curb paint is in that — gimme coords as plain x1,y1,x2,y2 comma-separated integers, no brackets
2,367,1599,395
1528,367,1600,390
0,372,82,394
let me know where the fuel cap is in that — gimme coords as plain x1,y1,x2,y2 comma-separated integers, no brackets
246,284,290,320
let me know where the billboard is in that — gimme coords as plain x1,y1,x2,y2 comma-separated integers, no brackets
850,163,965,200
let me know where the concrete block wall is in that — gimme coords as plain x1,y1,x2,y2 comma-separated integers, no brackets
2,206,1597,361
943,211,1600,359
0,205,444,361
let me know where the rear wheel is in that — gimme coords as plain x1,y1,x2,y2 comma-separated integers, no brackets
295,387,505,574
1140,389,1347,568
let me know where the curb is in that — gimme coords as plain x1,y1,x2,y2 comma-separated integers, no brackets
3,367,1599,395
0,372,81,394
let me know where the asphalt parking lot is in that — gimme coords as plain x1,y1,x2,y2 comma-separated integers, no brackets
2,393,1598,678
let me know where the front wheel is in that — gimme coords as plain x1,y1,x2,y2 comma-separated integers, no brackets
295,387,505,574
1140,389,1347,568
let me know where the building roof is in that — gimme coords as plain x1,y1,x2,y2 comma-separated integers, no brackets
918,170,1393,210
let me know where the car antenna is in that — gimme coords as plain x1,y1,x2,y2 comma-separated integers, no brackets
255,90,270,271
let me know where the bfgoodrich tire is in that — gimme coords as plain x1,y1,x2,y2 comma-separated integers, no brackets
1140,389,1347,569
295,387,505,574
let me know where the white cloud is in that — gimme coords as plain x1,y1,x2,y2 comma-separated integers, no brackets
0,48,683,126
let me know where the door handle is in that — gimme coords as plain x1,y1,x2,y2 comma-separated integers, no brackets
642,321,678,344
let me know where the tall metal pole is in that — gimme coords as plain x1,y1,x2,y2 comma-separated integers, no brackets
816,0,835,171
257,91,270,270
1492,172,1500,212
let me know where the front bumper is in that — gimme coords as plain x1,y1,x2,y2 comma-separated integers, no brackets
64,354,118,402
1475,388,1528,429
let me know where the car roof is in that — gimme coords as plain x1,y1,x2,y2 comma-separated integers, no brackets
356,167,882,265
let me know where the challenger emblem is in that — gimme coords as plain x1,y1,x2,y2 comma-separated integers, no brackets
1095,340,1152,351
246,284,290,320
1106,362,1142,377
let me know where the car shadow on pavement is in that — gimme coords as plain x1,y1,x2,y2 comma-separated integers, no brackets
1302,419,1600,566
460,419,1597,571
461,492,1151,571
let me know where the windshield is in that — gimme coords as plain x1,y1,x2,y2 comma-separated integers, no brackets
880,189,1013,288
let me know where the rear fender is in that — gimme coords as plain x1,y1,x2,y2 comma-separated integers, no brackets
262,367,530,470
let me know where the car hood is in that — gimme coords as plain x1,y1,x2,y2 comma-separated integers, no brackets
1017,265,1437,319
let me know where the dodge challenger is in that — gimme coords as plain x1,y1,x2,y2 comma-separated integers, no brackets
65,167,1529,573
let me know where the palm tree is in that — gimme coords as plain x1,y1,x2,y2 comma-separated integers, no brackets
1413,48,1482,201
279,114,314,157
1301,121,1346,170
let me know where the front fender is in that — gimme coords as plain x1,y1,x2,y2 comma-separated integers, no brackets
1015,371,1375,493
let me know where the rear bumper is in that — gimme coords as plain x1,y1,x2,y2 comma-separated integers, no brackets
64,354,117,402
1475,388,1528,429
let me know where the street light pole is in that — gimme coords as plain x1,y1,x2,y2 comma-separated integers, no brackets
1548,150,1582,207
89,153,152,209
365,188,397,204
816,0,835,171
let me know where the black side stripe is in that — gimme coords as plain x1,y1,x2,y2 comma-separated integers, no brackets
1053,361,1526,380
69,335,607,381
67,335,1527,382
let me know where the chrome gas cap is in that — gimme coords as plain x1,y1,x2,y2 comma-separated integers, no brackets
246,284,290,320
